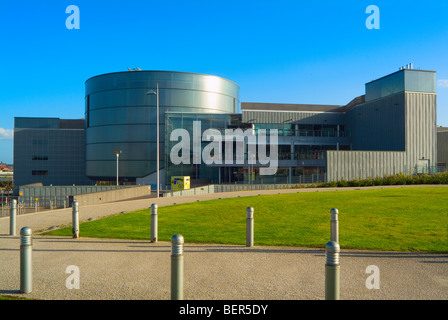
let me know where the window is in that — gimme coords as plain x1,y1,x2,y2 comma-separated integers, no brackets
254,123,294,136
32,170,48,176
296,124,345,137
294,145,337,160
277,145,291,160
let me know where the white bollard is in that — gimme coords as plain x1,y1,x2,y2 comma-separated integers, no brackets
10,199,17,236
171,234,184,300
20,227,33,293
246,207,254,247
72,200,79,238
325,241,340,300
330,208,339,243
151,203,158,243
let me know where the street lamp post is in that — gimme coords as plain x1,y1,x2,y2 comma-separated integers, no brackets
147,83,160,198
113,149,121,186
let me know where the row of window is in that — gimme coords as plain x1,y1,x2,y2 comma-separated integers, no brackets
277,145,350,160
31,170,48,176
31,156,81,160
30,170,81,176
254,124,346,137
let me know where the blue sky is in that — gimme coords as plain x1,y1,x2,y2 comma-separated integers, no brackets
0,0,447,164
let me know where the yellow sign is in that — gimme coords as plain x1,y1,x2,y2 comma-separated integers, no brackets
171,176,191,191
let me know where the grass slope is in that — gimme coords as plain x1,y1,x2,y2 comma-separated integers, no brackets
45,187,448,253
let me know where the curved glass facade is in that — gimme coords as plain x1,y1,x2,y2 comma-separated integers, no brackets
85,70,239,181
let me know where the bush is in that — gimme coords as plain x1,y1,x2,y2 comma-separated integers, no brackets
321,171,448,189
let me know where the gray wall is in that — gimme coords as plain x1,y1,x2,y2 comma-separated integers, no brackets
327,89,437,181
347,92,406,151
242,109,346,125
326,150,406,181
437,129,448,164
404,92,437,167
73,185,151,206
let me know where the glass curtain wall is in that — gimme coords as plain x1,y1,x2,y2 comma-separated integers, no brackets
165,112,240,186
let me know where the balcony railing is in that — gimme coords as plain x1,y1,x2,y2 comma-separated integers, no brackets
254,129,347,137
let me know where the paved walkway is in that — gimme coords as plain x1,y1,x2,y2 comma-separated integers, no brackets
0,186,447,300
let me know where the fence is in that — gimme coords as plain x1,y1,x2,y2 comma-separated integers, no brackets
1,197,34,216
0,185,151,216
17,185,137,209
249,174,326,185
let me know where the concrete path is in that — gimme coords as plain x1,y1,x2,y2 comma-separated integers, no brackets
0,185,447,300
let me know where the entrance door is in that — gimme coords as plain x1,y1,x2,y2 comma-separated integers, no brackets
416,159,430,174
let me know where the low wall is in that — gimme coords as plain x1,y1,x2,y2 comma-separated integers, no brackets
214,184,309,193
73,185,152,206
164,183,314,197
164,185,215,197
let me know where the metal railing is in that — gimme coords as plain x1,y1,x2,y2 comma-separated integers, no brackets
1,196,71,217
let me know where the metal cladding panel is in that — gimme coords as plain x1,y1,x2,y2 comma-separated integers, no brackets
437,131,448,163
365,70,405,102
13,121,93,187
347,92,406,151
86,71,239,99
365,69,435,102
404,70,436,93
326,150,405,181
86,160,157,178
88,89,236,113
14,117,60,129
242,110,346,125
85,71,239,180
405,92,437,167
326,91,437,181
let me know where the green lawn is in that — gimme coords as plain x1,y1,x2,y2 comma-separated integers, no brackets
44,187,448,253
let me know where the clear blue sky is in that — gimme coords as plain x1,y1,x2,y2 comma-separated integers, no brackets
1,0,447,164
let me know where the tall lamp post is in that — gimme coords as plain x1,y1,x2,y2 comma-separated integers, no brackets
146,83,160,198
113,149,121,186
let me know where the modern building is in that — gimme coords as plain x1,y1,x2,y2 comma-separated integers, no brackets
167,67,438,184
13,67,445,189
13,117,94,187
241,68,438,183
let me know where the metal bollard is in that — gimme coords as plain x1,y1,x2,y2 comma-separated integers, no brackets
10,199,17,236
171,234,184,300
20,227,33,293
330,208,339,243
151,203,158,243
246,207,254,247
72,200,79,238
325,241,340,300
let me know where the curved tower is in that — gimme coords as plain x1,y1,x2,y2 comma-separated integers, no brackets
84,70,239,182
